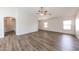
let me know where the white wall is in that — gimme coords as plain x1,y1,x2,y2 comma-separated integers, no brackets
39,16,75,34
0,7,77,38
75,11,79,39
0,7,17,38
15,8,38,35
0,7,38,38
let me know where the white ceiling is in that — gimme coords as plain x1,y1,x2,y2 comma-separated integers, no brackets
32,7,79,18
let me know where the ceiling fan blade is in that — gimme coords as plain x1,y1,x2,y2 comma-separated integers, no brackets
41,7,43,10
36,13,39,14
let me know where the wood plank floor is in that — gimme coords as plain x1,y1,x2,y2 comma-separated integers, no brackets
0,30,79,51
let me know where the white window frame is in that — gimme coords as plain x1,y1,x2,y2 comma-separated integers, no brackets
44,22,48,28
63,20,72,30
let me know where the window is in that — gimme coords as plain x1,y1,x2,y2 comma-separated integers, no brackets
63,20,72,30
76,18,79,30
44,22,48,28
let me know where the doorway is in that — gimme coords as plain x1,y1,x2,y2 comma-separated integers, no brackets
4,17,16,36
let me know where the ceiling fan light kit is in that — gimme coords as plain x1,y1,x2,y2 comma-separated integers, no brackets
36,7,51,16
36,7,52,20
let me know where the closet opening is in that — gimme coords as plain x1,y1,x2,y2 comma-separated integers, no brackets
4,17,16,36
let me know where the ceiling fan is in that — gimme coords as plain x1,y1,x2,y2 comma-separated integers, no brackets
36,7,51,16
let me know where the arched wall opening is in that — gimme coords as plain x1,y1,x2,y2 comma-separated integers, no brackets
4,16,16,36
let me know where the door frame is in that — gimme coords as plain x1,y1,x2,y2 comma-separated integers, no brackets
4,16,16,36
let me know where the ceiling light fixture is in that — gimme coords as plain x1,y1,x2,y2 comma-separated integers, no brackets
36,7,51,16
